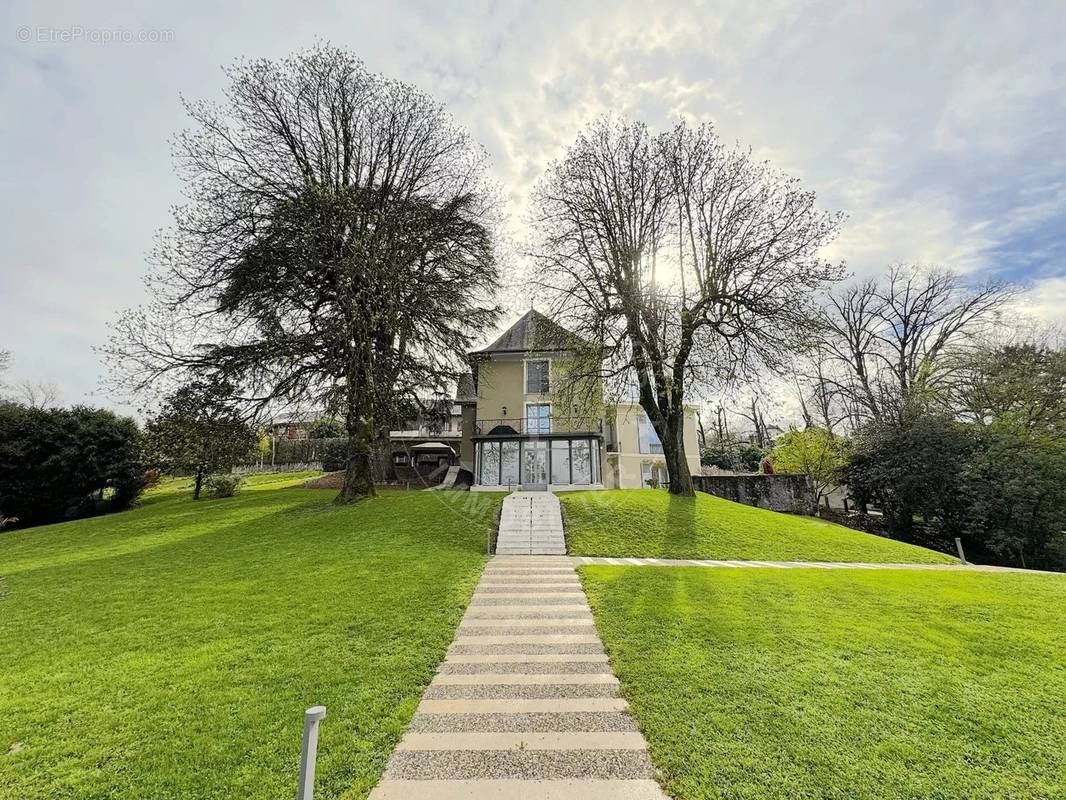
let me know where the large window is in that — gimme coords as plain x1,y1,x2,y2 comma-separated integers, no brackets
638,414,664,454
640,461,668,488
479,441,500,486
476,437,601,486
571,439,592,484
522,440,548,485
525,360,550,394
501,440,520,485
526,403,551,434
550,440,570,484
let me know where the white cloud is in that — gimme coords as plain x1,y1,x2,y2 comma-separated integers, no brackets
2,0,1065,410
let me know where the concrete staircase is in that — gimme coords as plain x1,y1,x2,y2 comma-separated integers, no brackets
368,556,667,799
495,492,566,555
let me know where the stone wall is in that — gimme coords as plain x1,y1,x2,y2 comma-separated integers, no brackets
692,474,813,514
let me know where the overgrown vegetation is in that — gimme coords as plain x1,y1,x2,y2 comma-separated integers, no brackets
0,475,502,799
841,341,1066,570
581,565,1066,800
0,402,144,528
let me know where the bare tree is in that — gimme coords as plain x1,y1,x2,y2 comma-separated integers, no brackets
105,45,501,502
529,117,843,495
15,379,62,409
733,395,770,447
816,265,1012,425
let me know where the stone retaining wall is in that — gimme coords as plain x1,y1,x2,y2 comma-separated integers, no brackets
692,473,813,514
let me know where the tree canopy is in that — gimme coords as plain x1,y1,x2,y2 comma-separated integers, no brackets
143,381,258,499
530,116,843,495
0,403,144,527
106,45,501,502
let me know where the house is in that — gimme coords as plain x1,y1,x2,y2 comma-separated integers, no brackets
456,310,701,490
386,402,463,483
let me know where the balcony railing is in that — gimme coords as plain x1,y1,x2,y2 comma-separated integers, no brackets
473,416,604,437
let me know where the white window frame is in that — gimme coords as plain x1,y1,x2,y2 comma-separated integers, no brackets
525,401,552,434
523,358,552,395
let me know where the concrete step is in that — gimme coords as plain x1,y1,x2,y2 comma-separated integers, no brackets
458,618,592,631
468,596,587,606
396,731,645,750
458,625,597,637
461,611,591,620
476,586,583,594
423,683,620,700
452,634,602,645
432,673,618,686
477,581,580,588
444,653,609,664
384,749,654,780
438,661,614,675
448,642,606,656
458,617,593,628
406,711,640,733
370,779,667,799
417,698,628,714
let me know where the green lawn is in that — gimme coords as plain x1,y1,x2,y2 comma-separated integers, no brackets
580,565,1066,800
0,474,502,800
561,489,956,563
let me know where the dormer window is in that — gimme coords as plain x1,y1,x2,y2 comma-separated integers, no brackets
525,359,550,394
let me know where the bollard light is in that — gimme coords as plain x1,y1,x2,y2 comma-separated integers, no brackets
296,705,327,800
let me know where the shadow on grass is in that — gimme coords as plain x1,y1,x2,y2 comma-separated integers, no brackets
664,494,700,556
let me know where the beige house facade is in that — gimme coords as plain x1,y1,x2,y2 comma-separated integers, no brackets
458,310,701,491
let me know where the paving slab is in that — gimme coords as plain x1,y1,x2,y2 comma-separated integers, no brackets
397,732,645,751
370,778,668,799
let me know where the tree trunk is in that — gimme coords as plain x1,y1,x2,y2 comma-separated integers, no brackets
337,428,376,503
337,383,376,504
193,464,205,500
662,414,694,497
886,505,914,542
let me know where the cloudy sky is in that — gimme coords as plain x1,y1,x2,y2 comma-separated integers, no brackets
2,0,1065,413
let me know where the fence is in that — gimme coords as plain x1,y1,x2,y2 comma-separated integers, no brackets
692,474,813,514
233,461,323,475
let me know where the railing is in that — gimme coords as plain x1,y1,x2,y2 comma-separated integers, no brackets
473,416,604,436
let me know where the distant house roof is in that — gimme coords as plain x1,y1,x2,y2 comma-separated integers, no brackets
455,372,477,403
472,309,585,355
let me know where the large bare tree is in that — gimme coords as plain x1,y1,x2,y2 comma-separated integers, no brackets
815,264,1012,426
105,46,501,502
529,116,843,495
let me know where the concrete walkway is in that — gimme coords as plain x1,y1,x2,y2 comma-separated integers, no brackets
495,492,566,556
369,555,667,800
571,556,1054,574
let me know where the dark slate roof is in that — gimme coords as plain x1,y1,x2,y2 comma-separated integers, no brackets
472,309,584,355
455,372,477,403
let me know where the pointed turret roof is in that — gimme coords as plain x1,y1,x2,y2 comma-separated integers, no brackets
472,309,585,355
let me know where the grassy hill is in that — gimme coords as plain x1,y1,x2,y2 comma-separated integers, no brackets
581,564,1066,800
561,489,956,563
0,474,502,800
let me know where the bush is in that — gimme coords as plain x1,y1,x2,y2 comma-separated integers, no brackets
843,413,974,541
0,402,145,528
699,440,767,472
203,473,244,498
309,417,345,439
271,436,348,467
